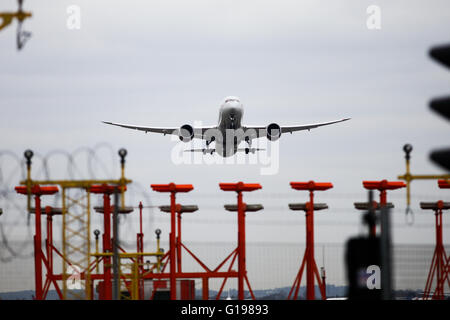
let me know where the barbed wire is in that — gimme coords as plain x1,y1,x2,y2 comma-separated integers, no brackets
0,144,446,263
0,143,153,263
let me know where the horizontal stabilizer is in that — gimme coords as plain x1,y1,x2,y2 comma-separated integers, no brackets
237,148,266,154
184,148,265,155
184,148,216,155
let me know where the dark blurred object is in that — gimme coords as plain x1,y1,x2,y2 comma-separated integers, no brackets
380,205,393,300
430,148,450,171
430,44,450,69
430,97,450,121
345,236,381,300
346,191,393,300
361,190,377,237
429,44,450,171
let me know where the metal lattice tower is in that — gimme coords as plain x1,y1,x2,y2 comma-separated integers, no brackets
19,149,132,300
61,186,92,299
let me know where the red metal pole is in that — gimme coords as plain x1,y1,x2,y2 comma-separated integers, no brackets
379,189,387,235
103,193,112,300
139,201,143,235
177,211,182,273
137,201,144,299
45,208,61,299
237,191,245,300
46,212,53,278
34,195,43,300
306,192,315,300
379,189,387,206
435,207,444,299
42,211,52,300
170,191,177,300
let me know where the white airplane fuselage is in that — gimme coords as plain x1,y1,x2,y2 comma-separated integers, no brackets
215,97,245,157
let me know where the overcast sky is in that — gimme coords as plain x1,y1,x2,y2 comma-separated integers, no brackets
1,0,450,258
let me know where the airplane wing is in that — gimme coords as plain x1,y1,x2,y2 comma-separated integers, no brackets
243,118,351,138
102,121,216,139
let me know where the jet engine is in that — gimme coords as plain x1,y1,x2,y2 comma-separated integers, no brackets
179,124,194,142
266,123,281,141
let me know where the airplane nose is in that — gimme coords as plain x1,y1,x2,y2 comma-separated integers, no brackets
225,101,241,120
227,100,240,107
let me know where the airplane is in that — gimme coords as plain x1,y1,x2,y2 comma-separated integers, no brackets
102,96,350,157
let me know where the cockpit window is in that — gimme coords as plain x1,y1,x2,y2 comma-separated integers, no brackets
225,98,238,103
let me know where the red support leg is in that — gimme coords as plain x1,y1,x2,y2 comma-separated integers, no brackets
306,194,315,300
237,191,245,300
244,274,255,300
43,209,62,299
420,201,449,300
137,201,144,299
103,193,112,300
40,253,63,299
34,195,43,300
435,210,444,299
177,212,182,273
216,250,238,300
313,260,326,300
288,248,306,300
46,214,52,278
170,191,177,300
